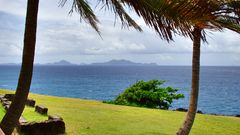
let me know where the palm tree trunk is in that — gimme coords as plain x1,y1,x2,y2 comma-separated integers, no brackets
0,0,39,134
177,26,202,135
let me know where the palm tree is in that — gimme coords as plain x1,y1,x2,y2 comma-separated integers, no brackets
0,0,39,134
177,1,240,134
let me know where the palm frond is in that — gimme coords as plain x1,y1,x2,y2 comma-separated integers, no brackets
227,0,240,17
119,0,219,41
118,0,181,41
121,0,239,42
98,0,142,31
215,17,240,33
211,0,240,33
59,0,101,35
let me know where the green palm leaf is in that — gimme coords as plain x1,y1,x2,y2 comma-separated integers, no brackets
60,0,101,34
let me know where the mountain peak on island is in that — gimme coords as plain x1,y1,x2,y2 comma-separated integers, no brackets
47,60,75,65
108,59,136,64
92,59,158,66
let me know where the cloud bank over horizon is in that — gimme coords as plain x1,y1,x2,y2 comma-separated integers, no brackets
0,0,239,66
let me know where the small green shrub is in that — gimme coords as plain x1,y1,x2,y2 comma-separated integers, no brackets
104,80,184,109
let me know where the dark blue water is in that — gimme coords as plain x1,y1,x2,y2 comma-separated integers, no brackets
0,65,239,115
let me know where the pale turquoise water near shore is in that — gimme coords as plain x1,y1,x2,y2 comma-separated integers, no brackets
0,65,239,115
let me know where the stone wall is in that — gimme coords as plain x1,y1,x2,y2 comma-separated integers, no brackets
0,94,66,135
18,115,65,135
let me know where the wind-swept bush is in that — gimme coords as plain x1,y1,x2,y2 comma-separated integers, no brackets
105,80,184,109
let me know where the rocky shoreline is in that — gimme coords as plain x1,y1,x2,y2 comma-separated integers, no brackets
173,107,240,118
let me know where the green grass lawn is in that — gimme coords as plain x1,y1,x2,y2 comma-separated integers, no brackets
0,89,239,135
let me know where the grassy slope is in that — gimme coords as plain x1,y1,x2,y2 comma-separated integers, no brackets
0,89,239,135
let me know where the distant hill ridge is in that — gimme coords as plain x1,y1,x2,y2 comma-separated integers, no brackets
46,60,75,66
91,59,158,66
0,59,158,66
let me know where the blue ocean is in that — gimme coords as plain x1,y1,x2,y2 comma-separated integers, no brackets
0,65,239,115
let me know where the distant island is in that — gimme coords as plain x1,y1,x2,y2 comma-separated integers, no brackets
91,59,158,66
44,59,158,66
0,59,158,66
45,60,76,66
0,60,75,66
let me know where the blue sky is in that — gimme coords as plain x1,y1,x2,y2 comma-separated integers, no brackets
0,0,240,65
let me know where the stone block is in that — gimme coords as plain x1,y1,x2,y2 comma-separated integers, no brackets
35,105,48,115
18,119,65,135
48,115,63,121
4,94,15,101
26,99,36,107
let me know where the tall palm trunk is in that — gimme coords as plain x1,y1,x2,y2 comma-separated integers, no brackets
0,0,39,134
177,26,202,135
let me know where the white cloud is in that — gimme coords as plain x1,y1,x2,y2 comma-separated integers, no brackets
202,30,240,53
0,0,26,16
